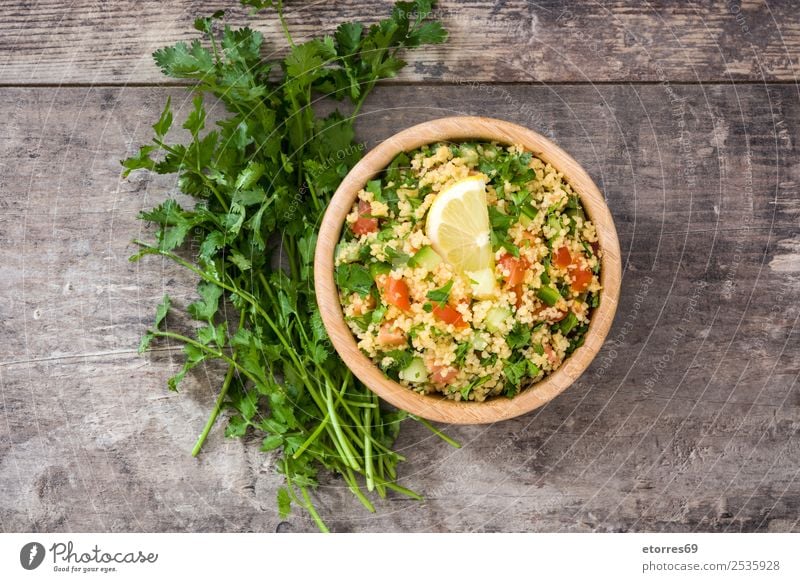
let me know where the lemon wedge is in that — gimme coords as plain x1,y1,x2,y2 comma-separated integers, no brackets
425,176,497,298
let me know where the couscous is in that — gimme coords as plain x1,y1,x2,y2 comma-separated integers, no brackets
335,141,602,401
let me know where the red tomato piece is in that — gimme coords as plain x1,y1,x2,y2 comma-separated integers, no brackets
512,283,525,309
571,265,593,292
351,200,378,235
377,322,406,346
381,276,411,311
554,246,572,268
432,303,468,328
349,293,376,316
428,363,458,386
498,255,529,287
543,344,559,366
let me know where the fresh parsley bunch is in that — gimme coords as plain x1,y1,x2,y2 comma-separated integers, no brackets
122,0,451,531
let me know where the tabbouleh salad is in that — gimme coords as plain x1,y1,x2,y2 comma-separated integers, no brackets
335,141,602,401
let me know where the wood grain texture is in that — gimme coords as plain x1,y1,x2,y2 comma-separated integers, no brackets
315,116,622,424
1,83,798,532
2,1,800,85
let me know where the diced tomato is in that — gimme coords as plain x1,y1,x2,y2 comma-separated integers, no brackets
377,322,406,346
543,344,559,366
349,293,375,316
498,255,529,287
432,303,468,328
512,283,525,309
351,200,378,235
380,276,411,311
554,246,572,268
571,265,593,292
428,363,458,386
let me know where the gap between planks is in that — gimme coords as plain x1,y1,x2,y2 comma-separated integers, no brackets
1,80,800,89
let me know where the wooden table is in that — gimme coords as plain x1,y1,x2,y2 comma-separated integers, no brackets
1,1,798,533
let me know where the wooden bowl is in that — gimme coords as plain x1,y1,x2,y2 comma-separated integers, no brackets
314,116,621,424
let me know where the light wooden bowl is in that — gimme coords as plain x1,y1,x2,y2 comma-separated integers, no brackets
314,116,621,424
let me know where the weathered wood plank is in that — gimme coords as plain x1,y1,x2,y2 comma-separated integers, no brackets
1,84,798,532
1,1,800,85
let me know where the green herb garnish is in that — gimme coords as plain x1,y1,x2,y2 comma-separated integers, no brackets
426,280,454,305
507,323,532,350
336,263,374,297
460,375,491,400
454,341,471,366
366,179,383,201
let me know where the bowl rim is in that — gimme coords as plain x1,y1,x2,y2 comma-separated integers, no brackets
314,116,621,424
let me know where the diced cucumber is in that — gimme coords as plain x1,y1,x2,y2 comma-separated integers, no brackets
399,357,428,383
560,312,579,335
546,214,562,238
371,305,387,325
408,245,442,270
484,306,511,333
369,262,391,280
537,286,560,306
566,206,585,221
472,332,489,351
466,267,498,299
458,144,479,164
518,213,533,228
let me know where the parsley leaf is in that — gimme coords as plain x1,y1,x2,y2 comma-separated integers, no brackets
336,263,374,297
507,323,531,350
426,280,453,304
503,359,527,388
153,40,215,79
188,282,224,320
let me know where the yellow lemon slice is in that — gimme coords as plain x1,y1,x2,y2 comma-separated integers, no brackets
425,176,497,298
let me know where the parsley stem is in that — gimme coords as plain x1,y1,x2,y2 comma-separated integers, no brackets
380,480,423,501
375,451,387,499
208,28,220,65
325,378,360,470
191,309,245,457
149,330,262,388
319,369,400,457
292,412,330,459
192,360,236,457
344,400,377,408
300,487,329,533
287,364,362,471
343,467,375,512
293,369,361,460
201,175,230,213
364,406,375,492
413,416,462,449
275,2,295,47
